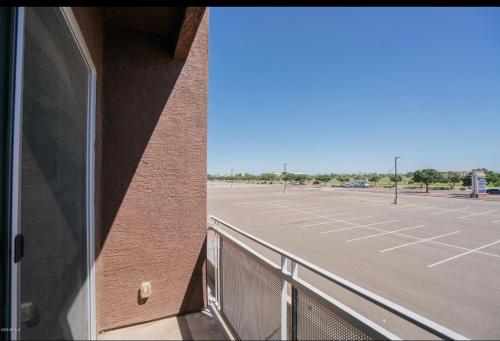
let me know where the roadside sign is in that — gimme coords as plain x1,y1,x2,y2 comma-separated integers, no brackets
472,170,487,197
478,178,487,194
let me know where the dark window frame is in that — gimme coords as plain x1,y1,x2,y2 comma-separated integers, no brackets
1,7,15,341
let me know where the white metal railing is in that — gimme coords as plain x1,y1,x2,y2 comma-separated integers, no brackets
207,215,469,341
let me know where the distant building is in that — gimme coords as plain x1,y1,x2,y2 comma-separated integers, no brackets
441,171,470,177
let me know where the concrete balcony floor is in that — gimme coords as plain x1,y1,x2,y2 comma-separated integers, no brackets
98,305,231,340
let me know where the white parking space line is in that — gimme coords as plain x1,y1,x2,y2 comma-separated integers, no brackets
234,200,291,206
262,202,357,226
233,200,269,205
284,216,326,223
262,202,499,266
380,231,461,253
349,224,500,260
361,199,388,203
296,220,345,228
324,212,354,218
344,216,374,221
253,207,287,211
214,191,500,264
304,216,374,227
309,208,342,213
408,205,449,212
271,212,311,218
422,239,500,260
237,200,271,206
320,220,399,234
346,225,426,242
433,207,470,215
295,213,354,227
428,240,500,268
389,203,419,209
271,209,342,218
458,210,498,219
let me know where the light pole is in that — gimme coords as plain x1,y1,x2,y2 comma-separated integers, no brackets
231,168,234,189
283,163,287,195
394,156,401,204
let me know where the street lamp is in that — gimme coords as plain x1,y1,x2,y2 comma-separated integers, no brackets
394,157,401,204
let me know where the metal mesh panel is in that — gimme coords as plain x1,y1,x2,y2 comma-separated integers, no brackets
294,287,373,341
221,238,281,340
207,235,216,265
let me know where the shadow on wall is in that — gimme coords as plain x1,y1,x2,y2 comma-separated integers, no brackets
100,23,185,251
180,239,207,314
176,246,206,341
94,17,208,331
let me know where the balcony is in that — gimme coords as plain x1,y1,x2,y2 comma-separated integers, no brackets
36,215,469,341
204,216,468,341
97,306,231,340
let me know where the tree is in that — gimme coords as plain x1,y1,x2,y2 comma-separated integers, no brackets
315,174,332,185
292,174,309,184
337,175,350,183
485,169,500,187
369,174,381,187
461,173,472,187
390,174,403,183
259,173,278,182
445,172,461,190
412,169,443,193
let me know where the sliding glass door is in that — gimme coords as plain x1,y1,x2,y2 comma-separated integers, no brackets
11,7,95,340
1,8,13,341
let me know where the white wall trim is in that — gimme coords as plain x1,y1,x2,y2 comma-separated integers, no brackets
61,7,97,73
60,7,98,340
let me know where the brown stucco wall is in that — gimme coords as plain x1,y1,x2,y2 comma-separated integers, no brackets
73,7,208,334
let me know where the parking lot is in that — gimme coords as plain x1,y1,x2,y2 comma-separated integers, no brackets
208,183,500,339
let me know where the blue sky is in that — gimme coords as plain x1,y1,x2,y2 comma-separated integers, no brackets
208,7,500,175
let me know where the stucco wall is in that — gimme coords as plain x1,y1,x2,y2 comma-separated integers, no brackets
73,7,208,334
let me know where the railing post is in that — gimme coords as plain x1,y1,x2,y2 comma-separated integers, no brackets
291,261,298,279
214,222,221,309
219,236,224,311
290,261,298,341
281,255,288,340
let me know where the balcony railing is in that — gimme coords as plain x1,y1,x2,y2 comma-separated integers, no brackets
207,216,468,341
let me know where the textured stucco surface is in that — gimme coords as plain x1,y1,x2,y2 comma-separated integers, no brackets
73,7,208,334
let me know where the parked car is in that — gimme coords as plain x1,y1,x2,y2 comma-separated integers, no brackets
486,188,500,195
354,179,370,188
345,180,370,188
